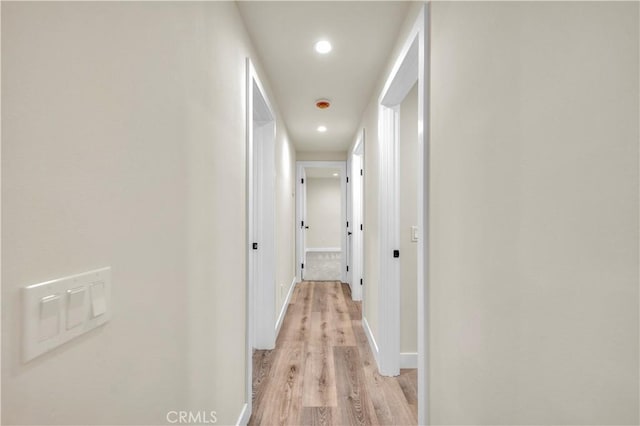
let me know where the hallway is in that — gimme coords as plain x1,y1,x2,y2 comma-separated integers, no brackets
250,282,417,425
2,2,638,425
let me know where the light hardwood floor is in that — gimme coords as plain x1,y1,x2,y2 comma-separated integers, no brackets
249,281,417,426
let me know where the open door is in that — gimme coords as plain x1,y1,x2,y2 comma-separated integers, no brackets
299,167,307,280
348,130,364,301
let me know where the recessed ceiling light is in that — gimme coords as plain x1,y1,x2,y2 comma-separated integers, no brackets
317,125,327,133
314,40,332,54
332,172,339,177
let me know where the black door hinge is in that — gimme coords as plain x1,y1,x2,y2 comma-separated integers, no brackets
346,265,349,272
360,169,363,176
301,178,304,184
347,221,349,228
346,176,349,183
393,250,400,258
360,224,363,231
252,242,258,250
360,278,363,285
301,263,304,269
301,220,304,228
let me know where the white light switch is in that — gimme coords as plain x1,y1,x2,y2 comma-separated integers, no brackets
66,287,86,329
23,267,111,362
39,295,60,342
90,282,106,318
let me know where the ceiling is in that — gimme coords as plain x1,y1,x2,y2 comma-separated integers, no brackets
237,1,411,153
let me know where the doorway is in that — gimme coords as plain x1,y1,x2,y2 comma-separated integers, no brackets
376,5,429,425
296,161,347,283
245,58,277,421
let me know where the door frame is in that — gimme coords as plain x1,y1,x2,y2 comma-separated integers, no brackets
245,58,277,420
295,161,347,283
347,130,365,301
376,4,429,425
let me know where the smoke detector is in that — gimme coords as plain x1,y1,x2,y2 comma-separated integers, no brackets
315,99,331,110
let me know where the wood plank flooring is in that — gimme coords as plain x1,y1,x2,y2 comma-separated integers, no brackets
249,281,417,426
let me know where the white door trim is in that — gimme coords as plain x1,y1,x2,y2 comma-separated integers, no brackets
246,58,277,422
296,161,347,283
376,4,430,425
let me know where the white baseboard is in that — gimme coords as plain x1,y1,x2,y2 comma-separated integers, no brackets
275,277,297,337
236,403,249,426
400,352,418,369
305,247,342,253
362,316,380,369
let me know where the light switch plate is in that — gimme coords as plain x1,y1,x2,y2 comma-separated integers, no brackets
411,226,418,242
23,267,111,362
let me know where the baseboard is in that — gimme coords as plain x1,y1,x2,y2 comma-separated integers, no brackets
275,277,297,337
362,316,380,370
400,352,418,369
305,247,342,253
236,403,249,426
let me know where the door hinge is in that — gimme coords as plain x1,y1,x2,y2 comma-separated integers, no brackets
360,224,363,231
360,278,363,286
301,220,304,228
301,263,304,269
346,265,349,272
346,176,349,183
301,178,304,184
393,250,400,258
346,221,349,228
252,242,258,250
360,169,363,176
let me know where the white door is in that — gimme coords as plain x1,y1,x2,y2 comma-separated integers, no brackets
300,168,307,280
349,132,364,301
346,162,353,288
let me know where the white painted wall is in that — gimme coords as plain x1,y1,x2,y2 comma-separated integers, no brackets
305,178,342,249
400,83,418,354
429,2,639,424
297,151,347,161
1,2,295,425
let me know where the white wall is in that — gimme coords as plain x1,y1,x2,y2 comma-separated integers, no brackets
297,151,347,161
429,2,639,425
305,178,342,249
1,2,296,425
400,83,418,354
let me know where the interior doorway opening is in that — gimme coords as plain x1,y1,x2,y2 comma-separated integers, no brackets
245,58,277,421
296,161,347,283
375,5,429,425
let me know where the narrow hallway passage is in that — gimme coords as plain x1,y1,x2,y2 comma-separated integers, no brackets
249,282,417,425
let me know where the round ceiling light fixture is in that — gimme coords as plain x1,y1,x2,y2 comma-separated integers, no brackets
314,40,332,54
315,99,331,109
317,125,327,133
